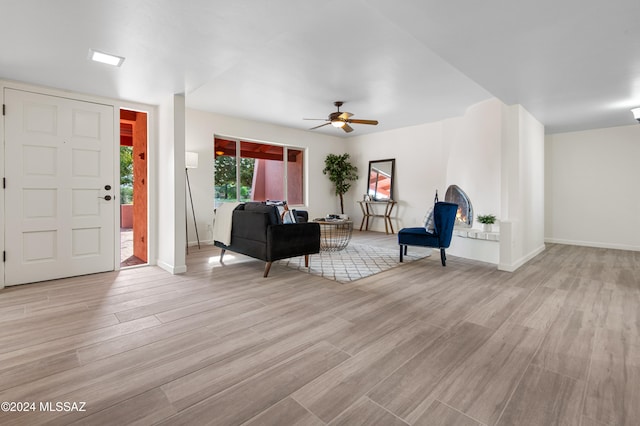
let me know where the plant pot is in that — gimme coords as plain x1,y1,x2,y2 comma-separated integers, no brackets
482,223,492,232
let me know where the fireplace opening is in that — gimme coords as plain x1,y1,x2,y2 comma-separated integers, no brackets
444,185,473,228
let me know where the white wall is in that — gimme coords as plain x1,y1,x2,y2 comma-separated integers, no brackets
347,99,505,234
347,98,545,269
185,109,346,244
156,94,187,273
499,105,546,271
443,99,504,264
347,121,445,230
545,125,640,251
519,106,546,262
444,99,503,224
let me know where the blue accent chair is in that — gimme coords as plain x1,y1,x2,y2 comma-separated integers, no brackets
398,202,458,266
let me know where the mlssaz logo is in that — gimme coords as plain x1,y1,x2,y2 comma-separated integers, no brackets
39,401,87,412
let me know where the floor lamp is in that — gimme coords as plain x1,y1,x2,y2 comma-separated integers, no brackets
185,151,200,254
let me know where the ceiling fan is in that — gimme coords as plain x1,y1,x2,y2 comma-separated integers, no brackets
304,101,378,133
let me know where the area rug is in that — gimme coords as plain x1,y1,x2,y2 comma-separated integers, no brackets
277,243,430,283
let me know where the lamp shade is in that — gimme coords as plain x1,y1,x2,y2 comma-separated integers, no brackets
632,107,640,121
185,151,199,169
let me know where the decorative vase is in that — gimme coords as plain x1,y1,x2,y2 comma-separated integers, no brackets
482,223,492,232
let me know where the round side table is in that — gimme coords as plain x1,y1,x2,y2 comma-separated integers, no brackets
313,219,353,251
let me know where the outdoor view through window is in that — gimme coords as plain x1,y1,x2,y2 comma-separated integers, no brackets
214,137,304,207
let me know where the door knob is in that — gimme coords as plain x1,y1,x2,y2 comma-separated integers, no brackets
99,195,112,201
104,185,112,190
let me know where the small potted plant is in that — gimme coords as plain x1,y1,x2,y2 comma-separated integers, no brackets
477,214,497,232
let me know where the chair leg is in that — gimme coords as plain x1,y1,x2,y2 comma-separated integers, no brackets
264,262,272,278
440,249,446,266
304,255,309,268
399,245,404,262
219,249,226,263
404,245,407,255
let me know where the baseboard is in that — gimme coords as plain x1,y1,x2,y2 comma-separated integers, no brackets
498,244,546,272
157,259,187,274
545,238,640,252
187,239,214,247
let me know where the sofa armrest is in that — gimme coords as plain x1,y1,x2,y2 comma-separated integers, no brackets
293,209,309,223
266,222,321,261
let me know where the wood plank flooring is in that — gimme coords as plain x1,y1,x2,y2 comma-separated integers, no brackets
0,231,638,425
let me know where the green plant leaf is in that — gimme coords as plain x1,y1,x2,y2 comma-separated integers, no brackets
477,214,497,224
323,153,358,214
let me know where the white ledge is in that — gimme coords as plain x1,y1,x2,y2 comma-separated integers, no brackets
453,228,500,241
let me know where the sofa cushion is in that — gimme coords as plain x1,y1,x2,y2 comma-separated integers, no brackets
244,202,282,225
399,227,440,247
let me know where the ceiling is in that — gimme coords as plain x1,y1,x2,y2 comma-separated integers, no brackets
2,0,639,136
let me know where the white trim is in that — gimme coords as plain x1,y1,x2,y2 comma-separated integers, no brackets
157,259,187,274
116,105,156,269
544,238,640,252
0,86,5,289
112,106,121,270
188,239,213,247
1,78,119,106
498,244,546,272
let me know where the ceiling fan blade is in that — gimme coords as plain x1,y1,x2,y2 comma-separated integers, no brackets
309,122,331,130
338,112,353,120
347,119,378,125
303,118,328,121
342,123,354,133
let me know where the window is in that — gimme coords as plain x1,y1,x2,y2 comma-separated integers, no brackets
214,137,304,206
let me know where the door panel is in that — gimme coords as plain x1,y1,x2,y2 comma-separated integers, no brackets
4,88,115,285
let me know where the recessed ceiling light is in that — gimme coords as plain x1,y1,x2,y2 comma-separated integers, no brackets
89,49,125,67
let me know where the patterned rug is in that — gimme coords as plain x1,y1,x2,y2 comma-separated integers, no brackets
277,243,431,283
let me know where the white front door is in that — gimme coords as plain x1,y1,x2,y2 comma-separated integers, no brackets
4,88,115,286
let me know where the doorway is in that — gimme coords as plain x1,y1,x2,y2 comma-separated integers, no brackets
120,109,148,267
4,88,115,285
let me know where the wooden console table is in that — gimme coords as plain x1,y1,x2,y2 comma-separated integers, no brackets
357,200,397,234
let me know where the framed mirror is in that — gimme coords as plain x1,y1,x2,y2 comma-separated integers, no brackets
367,158,395,201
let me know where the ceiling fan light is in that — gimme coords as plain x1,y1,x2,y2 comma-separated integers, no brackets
331,120,345,128
632,107,640,122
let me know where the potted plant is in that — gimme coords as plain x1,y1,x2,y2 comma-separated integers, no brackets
323,153,358,214
477,214,497,232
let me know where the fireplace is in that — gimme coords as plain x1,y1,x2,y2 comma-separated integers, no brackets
444,185,473,228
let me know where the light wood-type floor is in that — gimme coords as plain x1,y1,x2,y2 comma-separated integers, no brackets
1,231,639,425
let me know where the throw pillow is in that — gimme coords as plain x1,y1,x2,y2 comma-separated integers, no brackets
281,209,296,224
273,203,296,224
423,207,435,234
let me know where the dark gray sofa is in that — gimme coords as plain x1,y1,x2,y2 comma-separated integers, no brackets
214,202,320,277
